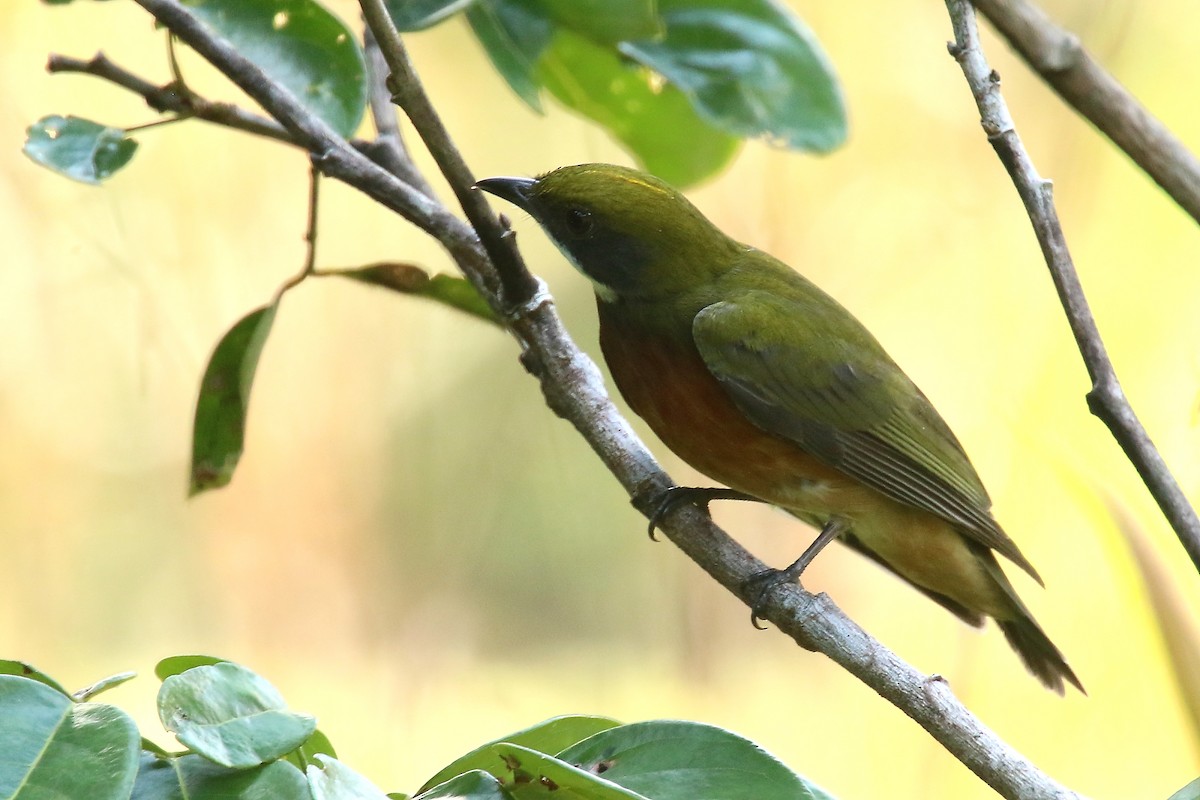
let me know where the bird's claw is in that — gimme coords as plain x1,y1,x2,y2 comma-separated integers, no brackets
742,567,796,630
645,486,761,540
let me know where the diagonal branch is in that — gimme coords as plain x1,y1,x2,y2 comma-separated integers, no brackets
92,1,1082,797
943,0,1200,575
971,0,1200,228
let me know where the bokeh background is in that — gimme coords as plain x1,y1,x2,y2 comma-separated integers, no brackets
4,1,1200,797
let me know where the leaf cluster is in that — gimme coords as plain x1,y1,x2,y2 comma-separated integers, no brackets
0,657,835,800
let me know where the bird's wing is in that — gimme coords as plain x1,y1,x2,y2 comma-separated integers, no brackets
692,292,1040,581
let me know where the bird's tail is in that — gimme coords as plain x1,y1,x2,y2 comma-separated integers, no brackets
977,547,1084,695
996,613,1085,695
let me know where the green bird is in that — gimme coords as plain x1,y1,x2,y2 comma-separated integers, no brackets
476,163,1082,694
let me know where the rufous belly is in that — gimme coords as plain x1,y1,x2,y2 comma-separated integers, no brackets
598,305,1011,618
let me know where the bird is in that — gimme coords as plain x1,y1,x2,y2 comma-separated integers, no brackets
476,163,1082,694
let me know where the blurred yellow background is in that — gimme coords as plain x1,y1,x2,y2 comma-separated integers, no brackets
4,0,1199,797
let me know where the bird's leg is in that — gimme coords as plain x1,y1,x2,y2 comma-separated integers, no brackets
744,517,849,629
646,486,763,540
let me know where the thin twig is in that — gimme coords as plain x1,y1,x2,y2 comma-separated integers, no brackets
275,163,321,299
83,2,1083,796
943,0,1200,574
48,52,293,143
48,51,436,184
130,0,489,288
361,22,435,198
357,0,537,309
972,0,1200,227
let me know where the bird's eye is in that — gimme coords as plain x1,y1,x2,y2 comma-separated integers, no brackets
564,207,594,237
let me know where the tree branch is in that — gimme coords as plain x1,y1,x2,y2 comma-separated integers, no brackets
361,22,435,199
971,0,1200,228
943,0,1200,575
80,1,1084,796
357,0,540,309
47,52,294,144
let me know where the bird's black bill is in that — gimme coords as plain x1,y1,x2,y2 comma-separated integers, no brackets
475,176,537,210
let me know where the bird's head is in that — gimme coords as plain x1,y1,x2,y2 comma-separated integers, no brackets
477,163,740,302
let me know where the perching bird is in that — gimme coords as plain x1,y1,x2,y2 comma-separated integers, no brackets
476,163,1082,694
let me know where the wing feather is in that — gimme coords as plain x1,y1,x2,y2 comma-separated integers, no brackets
692,291,1040,582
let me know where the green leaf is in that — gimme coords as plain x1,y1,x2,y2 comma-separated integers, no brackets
326,263,500,326
307,754,392,800
23,115,137,184
0,676,140,800
556,720,836,800
182,0,367,137
158,662,316,768
0,660,71,697
386,0,477,30
420,716,621,793
466,0,553,111
620,0,846,152
537,27,739,187
1169,777,1200,800
491,743,649,799
73,670,137,702
284,727,338,770
540,0,661,42
156,654,228,681
132,751,311,800
417,770,510,800
190,303,278,496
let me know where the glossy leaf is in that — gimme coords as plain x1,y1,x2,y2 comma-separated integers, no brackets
0,660,71,697
420,715,621,793
327,263,500,326
158,661,316,768
417,770,510,800
155,654,228,681
308,754,392,800
620,0,846,152
23,115,137,184
183,0,367,137
491,743,648,799
190,303,278,495
537,28,740,187
466,0,553,111
0,676,140,800
556,720,836,800
387,0,477,30
132,752,310,800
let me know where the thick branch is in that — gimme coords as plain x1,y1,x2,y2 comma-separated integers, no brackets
971,0,1200,227
942,1,1200,574
86,2,1081,796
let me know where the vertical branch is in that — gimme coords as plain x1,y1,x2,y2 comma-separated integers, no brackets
362,21,436,198
942,0,1200,573
357,0,540,310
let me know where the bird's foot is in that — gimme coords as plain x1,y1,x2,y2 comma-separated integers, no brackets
742,517,849,629
742,566,802,630
645,486,760,540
